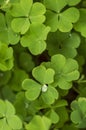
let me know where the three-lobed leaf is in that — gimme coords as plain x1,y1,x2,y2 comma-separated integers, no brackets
11,0,46,34
42,54,80,89
21,24,50,55
47,31,80,58
32,65,55,84
0,99,22,130
71,97,86,128
25,115,51,130
44,0,80,32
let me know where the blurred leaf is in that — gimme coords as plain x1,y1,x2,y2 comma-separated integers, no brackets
47,31,80,58
25,115,51,130
74,9,86,37
71,97,86,128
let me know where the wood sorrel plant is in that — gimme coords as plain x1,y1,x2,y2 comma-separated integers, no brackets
0,0,86,130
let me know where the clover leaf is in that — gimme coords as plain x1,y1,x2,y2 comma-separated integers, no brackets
21,24,50,55
67,0,81,6
10,0,46,34
8,68,28,91
25,115,51,130
55,107,69,128
42,54,80,89
32,65,55,84
14,92,27,120
22,65,59,104
47,31,80,58
2,85,15,102
43,0,67,13
0,71,11,87
19,52,35,72
74,9,86,37
0,13,20,45
0,99,22,130
0,42,13,71
71,97,86,128
43,0,79,32
45,109,59,124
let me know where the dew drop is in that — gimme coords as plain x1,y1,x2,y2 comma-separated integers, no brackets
42,84,48,92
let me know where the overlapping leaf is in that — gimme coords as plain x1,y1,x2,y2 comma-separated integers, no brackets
42,54,80,89
0,99,22,130
45,109,59,124
25,115,51,130
74,9,86,37
67,0,81,6
10,0,46,34
47,31,80,58
43,0,79,32
71,97,86,128
8,68,28,91
0,13,20,44
0,42,13,71
22,65,59,104
19,52,35,72
0,71,11,87
21,24,50,55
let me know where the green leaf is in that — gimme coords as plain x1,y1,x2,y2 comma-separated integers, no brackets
0,99,22,130
0,13,6,30
45,10,59,32
22,79,41,101
71,110,82,124
71,97,86,128
21,24,50,55
56,107,69,128
51,54,66,72
43,54,79,89
78,98,86,113
44,0,79,32
11,18,30,34
0,13,19,44
10,0,46,34
2,86,15,102
9,68,28,91
67,0,81,6
41,86,59,104
46,109,59,124
20,0,32,16
32,65,55,84
43,0,67,13
58,7,80,32
47,31,80,58
30,2,46,24
19,52,35,72
74,9,86,37
0,71,11,87
10,0,32,17
53,100,68,108
0,100,5,117
7,115,22,129
26,115,51,130
5,100,15,117
0,43,13,71
0,12,20,45
0,118,11,130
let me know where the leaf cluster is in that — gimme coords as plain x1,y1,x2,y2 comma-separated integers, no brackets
0,0,86,130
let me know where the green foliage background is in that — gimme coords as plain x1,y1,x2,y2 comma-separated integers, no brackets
0,0,86,130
